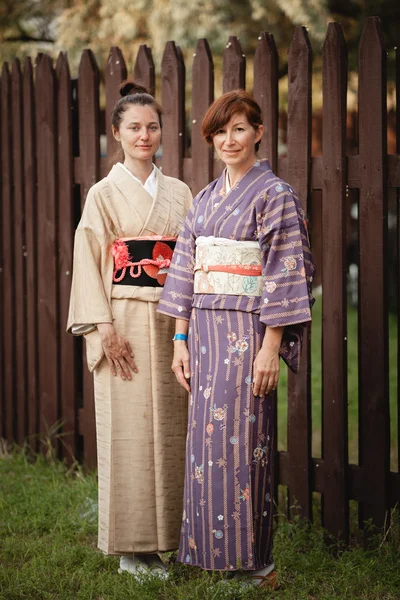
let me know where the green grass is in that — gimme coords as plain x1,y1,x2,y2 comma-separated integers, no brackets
277,297,399,470
1,450,400,600
1,299,398,599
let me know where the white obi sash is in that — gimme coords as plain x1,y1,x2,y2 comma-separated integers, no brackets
194,236,262,296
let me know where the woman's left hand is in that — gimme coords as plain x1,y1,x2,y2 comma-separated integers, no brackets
252,346,280,397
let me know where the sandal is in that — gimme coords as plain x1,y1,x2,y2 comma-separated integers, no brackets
249,570,280,589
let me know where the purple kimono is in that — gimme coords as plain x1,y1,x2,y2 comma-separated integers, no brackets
158,159,314,571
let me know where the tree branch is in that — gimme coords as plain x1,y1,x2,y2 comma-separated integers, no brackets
3,34,54,43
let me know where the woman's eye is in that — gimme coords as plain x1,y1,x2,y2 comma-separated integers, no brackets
216,129,225,135
131,126,139,131
150,126,159,131
236,127,244,132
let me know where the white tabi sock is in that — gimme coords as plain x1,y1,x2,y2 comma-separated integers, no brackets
118,554,148,576
142,553,169,579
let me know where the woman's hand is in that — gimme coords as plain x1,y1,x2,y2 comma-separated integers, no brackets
172,340,191,393
97,323,138,380
252,346,280,397
252,326,284,397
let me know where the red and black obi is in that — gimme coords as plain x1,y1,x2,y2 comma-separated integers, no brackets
112,236,176,287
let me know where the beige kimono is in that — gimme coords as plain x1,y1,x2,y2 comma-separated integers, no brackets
67,164,192,555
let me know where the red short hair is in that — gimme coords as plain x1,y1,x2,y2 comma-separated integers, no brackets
201,90,263,149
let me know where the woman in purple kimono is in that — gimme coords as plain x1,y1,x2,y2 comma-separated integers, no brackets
158,90,314,588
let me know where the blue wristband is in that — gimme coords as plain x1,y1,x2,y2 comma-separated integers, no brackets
172,333,188,341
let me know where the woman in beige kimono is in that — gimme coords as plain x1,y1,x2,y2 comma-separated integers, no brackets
67,82,192,577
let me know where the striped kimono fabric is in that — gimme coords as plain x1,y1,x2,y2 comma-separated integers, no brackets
159,158,314,570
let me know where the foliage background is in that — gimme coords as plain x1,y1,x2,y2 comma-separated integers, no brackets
1,0,399,88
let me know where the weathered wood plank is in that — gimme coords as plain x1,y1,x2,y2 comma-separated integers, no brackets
286,26,313,520
0,73,3,439
56,52,77,462
358,16,389,529
1,64,16,442
253,32,280,514
77,50,100,468
133,45,155,96
36,54,60,442
312,154,400,190
279,451,400,510
11,59,27,445
397,43,400,479
223,36,245,93
321,22,349,540
191,39,214,195
23,57,39,449
253,32,278,171
1,65,16,442
161,42,185,179
105,47,127,168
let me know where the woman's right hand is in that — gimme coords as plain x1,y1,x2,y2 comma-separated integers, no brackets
172,341,191,392
97,323,138,380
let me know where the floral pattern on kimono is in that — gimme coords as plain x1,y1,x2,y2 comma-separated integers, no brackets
158,159,314,571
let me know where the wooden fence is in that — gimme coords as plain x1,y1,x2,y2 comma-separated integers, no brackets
0,16,399,541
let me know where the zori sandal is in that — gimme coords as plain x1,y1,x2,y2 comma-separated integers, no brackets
249,570,280,589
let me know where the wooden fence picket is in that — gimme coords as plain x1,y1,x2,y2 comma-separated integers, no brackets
357,16,389,528
77,50,100,468
0,73,3,440
253,32,279,171
286,26,313,520
321,23,349,539
105,47,127,170
23,57,38,448
397,44,400,475
11,59,27,446
35,54,59,443
56,52,77,461
1,63,15,443
133,44,155,96
161,41,186,179
191,39,214,195
223,36,245,93
253,31,280,512
0,74,2,441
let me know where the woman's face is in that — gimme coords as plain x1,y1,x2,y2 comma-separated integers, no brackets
212,112,263,170
112,104,161,163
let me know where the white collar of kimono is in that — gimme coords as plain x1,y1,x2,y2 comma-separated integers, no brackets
224,160,261,193
117,162,157,198
225,169,232,193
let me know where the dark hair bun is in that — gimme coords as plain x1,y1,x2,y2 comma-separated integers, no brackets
119,80,149,98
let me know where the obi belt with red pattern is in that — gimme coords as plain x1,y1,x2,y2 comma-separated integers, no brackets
112,236,177,287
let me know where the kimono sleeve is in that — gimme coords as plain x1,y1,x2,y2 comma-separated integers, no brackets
158,203,196,321
258,184,315,372
66,187,114,334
